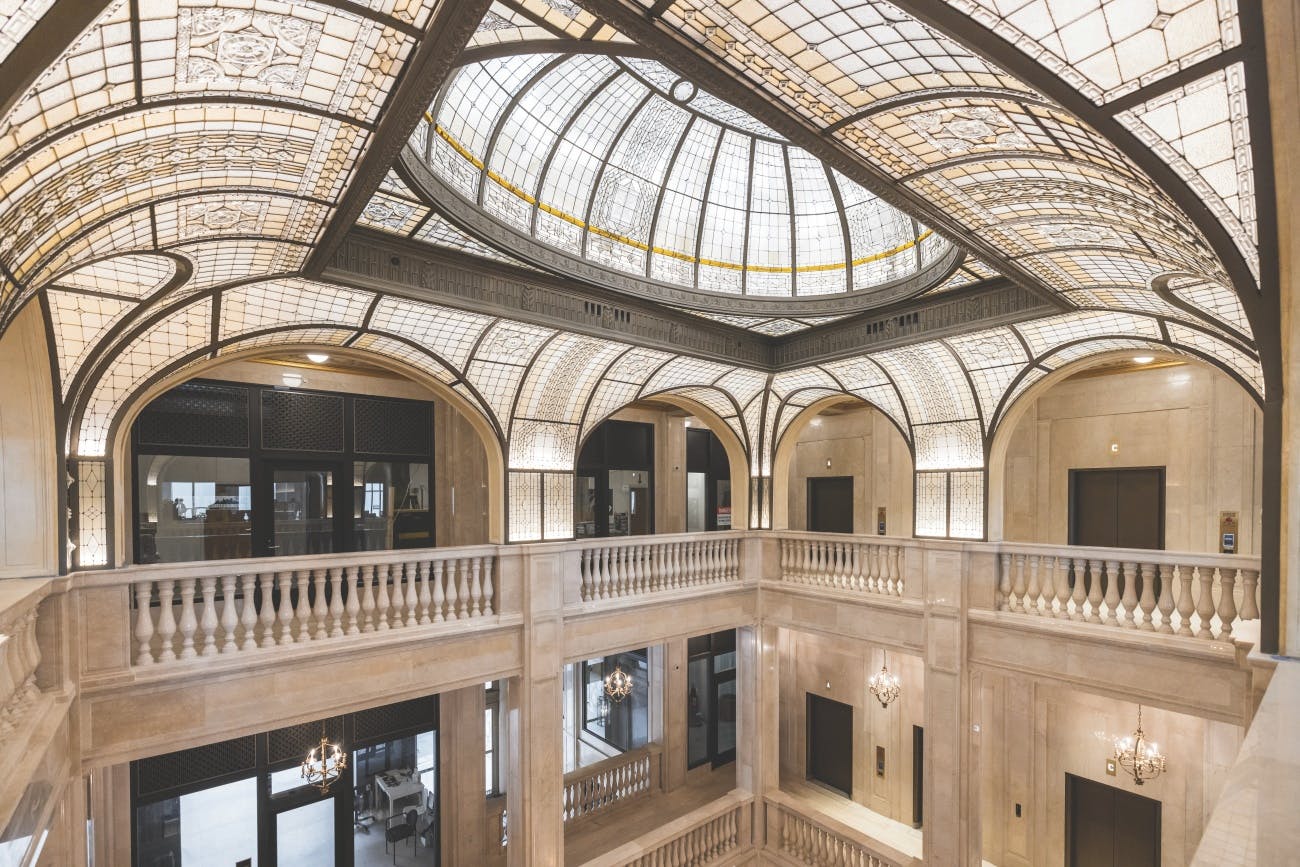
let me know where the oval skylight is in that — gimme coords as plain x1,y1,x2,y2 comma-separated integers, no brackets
410,51,953,305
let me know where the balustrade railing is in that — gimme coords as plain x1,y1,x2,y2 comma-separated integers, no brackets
995,544,1260,641
765,793,913,867
578,791,751,867
777,535,912,598
120,548,498,666
577,534,742,603
0,583,46,735
563,745,661,824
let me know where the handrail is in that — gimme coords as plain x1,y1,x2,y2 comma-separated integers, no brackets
563,744,662,824
763,790,918,867
576,789,752,867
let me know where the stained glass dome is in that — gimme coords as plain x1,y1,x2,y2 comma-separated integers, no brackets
406,51,956,309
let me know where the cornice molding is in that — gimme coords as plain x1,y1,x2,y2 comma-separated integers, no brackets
328,228,1058,371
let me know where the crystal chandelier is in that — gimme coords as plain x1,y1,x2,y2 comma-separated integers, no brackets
301,724,347,794
868,653,901,709
603,663,634,703
1114,705,1166,786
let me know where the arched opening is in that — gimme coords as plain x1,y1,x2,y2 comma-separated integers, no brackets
771,396,913,535
576,394,750,537
988,350,1262,554
107,344,506,565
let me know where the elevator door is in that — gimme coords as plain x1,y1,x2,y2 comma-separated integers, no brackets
1066,774,1160,867
1069,467,1165,550
807,476,854,534
806,694,853,797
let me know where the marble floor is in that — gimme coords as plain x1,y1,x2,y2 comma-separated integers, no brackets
563,764,736,866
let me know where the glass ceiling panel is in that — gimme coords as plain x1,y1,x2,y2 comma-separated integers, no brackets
417,50,946,303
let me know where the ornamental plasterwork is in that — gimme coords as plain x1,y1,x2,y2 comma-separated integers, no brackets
182,199,269,238
177,9,322,90
361,198,416,231
904,106,1032,157
1037,223,1125,248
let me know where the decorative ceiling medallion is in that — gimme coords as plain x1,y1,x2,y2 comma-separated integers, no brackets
904,106,1031,156
177,9,322,90
361,199,415,231
182,199,268,238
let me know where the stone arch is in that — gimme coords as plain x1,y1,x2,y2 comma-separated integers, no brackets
986,346,1263,548
104,341,507,565
769,393,913,532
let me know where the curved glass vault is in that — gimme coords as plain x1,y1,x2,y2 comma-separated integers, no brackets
406,52,955,310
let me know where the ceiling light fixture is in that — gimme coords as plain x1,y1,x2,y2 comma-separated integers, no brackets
1133,356,1155,364
869,652,901,709
603,664,634,703
1114,705,1166,786
301,724,347,794
282,372,304,388
307,352,330,364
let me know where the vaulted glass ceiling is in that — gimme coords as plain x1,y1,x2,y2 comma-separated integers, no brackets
409,51,954,305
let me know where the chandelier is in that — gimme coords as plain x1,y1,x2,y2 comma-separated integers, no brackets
603,663,634,703
301,724,347,794
868,653,901,709
1113,705,1166,786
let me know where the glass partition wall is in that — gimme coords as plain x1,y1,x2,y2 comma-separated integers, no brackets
132,695,439,867
574,421,654,538
685,427,732,532
687,630,737,769
134,379,435,563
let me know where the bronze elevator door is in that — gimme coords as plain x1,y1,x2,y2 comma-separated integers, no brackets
1067,774,1160,867
1069,467,1165,550
807,476,854,534
806,694,853,798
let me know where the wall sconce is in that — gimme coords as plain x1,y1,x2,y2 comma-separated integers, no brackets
282,372,304,388
825,458,832,469
1110,442,1119,454
810,418,822,427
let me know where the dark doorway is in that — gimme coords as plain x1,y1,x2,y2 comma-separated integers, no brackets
1068,467,1165,549
807,476,854,533
686,630,737,770
806,694,853,797
1066,774,1160,867
686,428,732,531
575,420,654,538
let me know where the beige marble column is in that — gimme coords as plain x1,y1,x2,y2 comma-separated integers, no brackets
660,639,689,792
504,547,566,867
440,683,487,866
736,623,779,847
922,545,982,865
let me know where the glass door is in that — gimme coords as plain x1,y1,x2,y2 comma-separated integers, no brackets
263,463,344,557
275,798,336,867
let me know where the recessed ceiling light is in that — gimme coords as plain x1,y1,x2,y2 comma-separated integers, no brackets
1132,356,1155,364
282,372,304,387
810,417,823,427
306,353,330,364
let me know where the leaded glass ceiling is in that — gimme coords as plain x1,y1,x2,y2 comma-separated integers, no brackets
407,50,956,309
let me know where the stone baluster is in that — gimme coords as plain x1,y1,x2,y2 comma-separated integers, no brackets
1137,563,1157,630
218,579,239,655
1240,569,1260,621
1085,560,1104,623
390,564,408,629
1119,562,1139,628
779,539,789,576
1051,558,1070,618
291,570,311,642
238,574,258,651
470,557,484,616
271,572,292,644
1217,567,1238,639
1039,556,1056,616
343,566,361,635
482,557,495,616
258,574,278,648
176,578,198,660
327,567,344,638
457,557,472,617
417,561,432,625
1067,558,1085,620
359,565,377,633
431,560,446,622
1195,566,1215,639
1156,564,1176,634
1010,555,1028,613
445,560,461,621
997,554,1011,611
198,576,219,657
1026,555,1041,614
155,579,178,662
134,582,156,665
1175,564,1195,636
375,564,393,630
1102,560,1122,626
405,563,421,627
581,550,594,600
312,568,329,640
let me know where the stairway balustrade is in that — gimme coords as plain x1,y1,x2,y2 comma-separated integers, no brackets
563,744,662,824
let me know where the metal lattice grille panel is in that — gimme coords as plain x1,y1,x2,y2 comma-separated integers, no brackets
354,695,438,745
354,398,432,456
136,381,250,449
268,717,346,767
260,390,344,452
135,735,256,802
